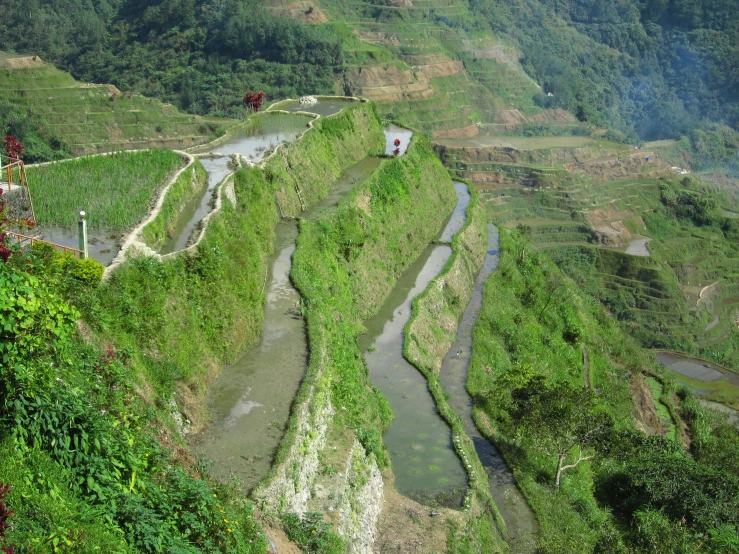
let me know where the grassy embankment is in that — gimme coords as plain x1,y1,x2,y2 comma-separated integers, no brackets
548,176,739,373
467,229,739,552
255,132,458,546
264,131,455,476
403,183,510,553
25,150,185,229
462,145,739,377
140,161,209,250
92,101,384,430
0,102,386,552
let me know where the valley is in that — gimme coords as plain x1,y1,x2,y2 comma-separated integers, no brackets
1,0,739,551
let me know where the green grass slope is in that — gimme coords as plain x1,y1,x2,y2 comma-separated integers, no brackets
468,228,739,553
0,56,227,155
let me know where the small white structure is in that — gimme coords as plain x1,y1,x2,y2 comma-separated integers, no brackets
299,96,318,106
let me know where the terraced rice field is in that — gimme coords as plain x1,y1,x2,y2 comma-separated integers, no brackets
27,150,184,229
0,59,229,153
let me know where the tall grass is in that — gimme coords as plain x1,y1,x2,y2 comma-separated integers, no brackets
26,150,184,229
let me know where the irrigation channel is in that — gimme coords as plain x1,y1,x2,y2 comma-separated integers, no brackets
438,224,539,547
358,182,471,507
191,109,408,490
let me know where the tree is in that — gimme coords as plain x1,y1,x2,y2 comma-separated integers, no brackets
537,269,576,322
509,376,611,489
3,136,23,162
243,91,265,112
516,223,532,262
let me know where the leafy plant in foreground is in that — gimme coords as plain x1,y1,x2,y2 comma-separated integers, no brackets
0,482,13,538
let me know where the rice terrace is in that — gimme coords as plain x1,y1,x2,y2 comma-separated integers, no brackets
1,0,739,552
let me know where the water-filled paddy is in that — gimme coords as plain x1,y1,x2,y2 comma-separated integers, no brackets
276,98,358,118
438,223,538,543
359,184,471,507
159,156,231,255
39,225,120,266
384,123,413,156
191,152,388,489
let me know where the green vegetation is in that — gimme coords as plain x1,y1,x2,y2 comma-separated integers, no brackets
0,1,343,119
289,133,454,438
0,101,400,552
468,228,739,552
473,0,739,142
646,376,677,440
27,150,184,229
0,97,69,163
264,103,384,218
281,513,345,554
0,251,267,553
0,60,225,156
141,160,208,250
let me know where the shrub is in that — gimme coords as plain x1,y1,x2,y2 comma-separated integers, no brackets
281,513,344,554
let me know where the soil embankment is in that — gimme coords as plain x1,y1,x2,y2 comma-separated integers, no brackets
255,132,459,552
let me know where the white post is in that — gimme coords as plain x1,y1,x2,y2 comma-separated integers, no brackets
78,211,88,259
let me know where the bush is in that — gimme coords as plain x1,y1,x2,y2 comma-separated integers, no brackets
68,257,104,285
281,513,345,554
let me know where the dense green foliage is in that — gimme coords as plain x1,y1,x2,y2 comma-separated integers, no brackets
262,103,385,218
91,165,278,401
544,174,739,369
469,228,739,552
27,150,184,229
0,251,267,553
0,98,69,163
0,0,343,118
470,0,739,141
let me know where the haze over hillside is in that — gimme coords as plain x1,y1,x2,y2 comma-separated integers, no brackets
1,1,739,554
1,0,738,147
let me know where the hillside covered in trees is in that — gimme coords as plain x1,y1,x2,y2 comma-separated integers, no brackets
1,0,738,148
473,0,739,140
0,0,344,117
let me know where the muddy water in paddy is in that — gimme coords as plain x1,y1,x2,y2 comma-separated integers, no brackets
655,351,739,385
160,114,312,254
699,399,739,426
438,224,539,546
191,154,385,490
359,184,471,507
39,225,120,266
440,182,470,243
384,123,413,156
656,351,739,427
191,220,303,489
277,98,358,117
624,236,652,257
219,113,312,163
